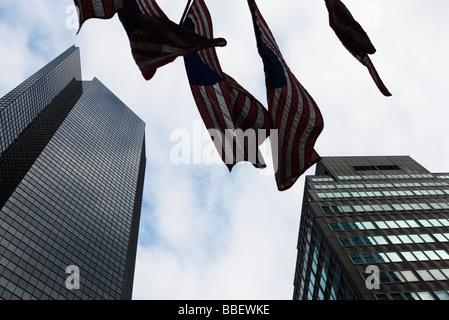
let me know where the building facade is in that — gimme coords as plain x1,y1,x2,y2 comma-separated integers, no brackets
293,156,449,300
0,47,146,300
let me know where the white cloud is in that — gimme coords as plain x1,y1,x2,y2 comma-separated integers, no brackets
2,0,449,300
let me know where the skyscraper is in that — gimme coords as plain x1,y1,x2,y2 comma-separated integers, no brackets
0,46,146,300
293,156,449,300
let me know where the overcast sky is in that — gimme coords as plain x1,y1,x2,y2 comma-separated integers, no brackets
1,0,449,300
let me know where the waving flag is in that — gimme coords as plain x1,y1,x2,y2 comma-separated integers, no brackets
248,0,324,191
183,0,271,170
325,0,392,96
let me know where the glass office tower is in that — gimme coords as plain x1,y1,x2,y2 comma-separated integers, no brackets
293,156,449,300
0,46,146,300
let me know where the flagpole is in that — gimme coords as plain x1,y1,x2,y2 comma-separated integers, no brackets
179,0,193,24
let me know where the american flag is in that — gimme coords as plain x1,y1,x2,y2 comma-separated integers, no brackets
183,0,271,170
325,0,392,96
248,0,324,191
74,0,131,30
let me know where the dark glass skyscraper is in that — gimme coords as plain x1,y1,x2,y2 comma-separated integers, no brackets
0,46,146,300
293,156,449,300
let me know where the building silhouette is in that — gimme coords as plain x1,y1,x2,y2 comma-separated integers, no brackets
0,46,146,300
293,156,449,300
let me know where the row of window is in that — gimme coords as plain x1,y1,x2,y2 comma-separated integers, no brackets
350,249,449,265
362,268,449,285
375,290,449,300
321,201,449,215
329,217,449,232
362,269,416,284
338,232,449,247
349,252,402,264
310,173,441,183
314,181,449,190
338,173,434,181
316,189,449,199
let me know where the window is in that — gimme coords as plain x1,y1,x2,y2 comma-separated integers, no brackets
379,272,392,284
362,221,376,230
404,293,418,300
332,206,341,213
329,223,341,231
349,254,364,264
417,292,435,300
434,291,449,300
385,220,399,228
362,253,377,264
389,271,405,283
351,237,364,246
387,235,402,244
400,271,418,282
341,222,352,230
401,251,417,262
398,234,413,244
386,252,402,262
429,269,446,281
418,219,432,227
375,221,388,229
416,270,433,281
375,294,389,300
352,222,364,230
413,251,429,261
433,233,449,242
373,236,388,245
424,250,440,260
430,203,442,209
429,219,443,227
396,220,410,228
362,236,375,245
442,269,449,278
405,220,419,228
374,253,388,263
409,234,424,243
390,293,405,300
338,237,351,246
435,250,449,260
321,206,332,214
419,234,435,243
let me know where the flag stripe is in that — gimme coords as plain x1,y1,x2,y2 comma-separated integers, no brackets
100,0,113,17
137,0,165,17
75,0,129,27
